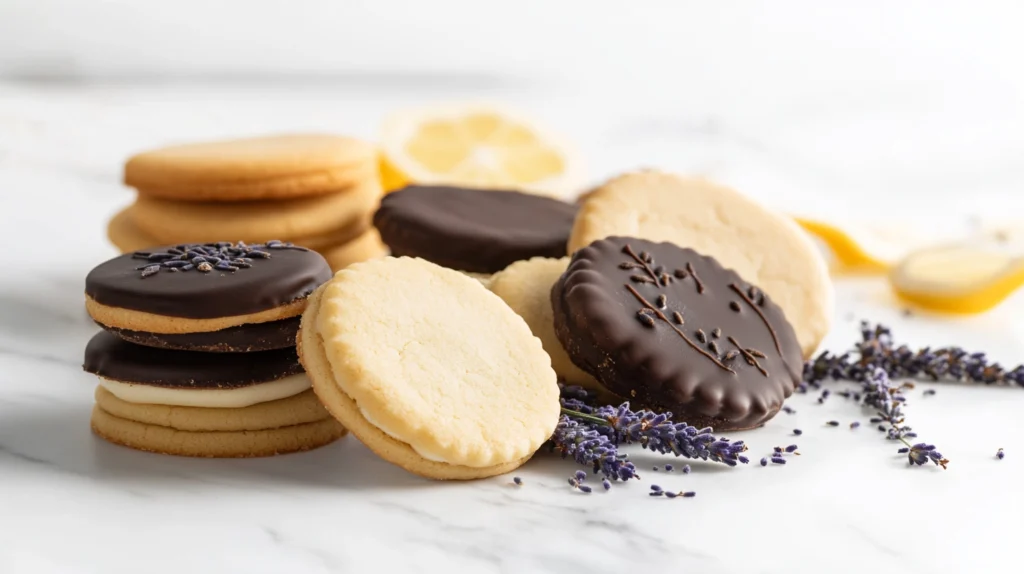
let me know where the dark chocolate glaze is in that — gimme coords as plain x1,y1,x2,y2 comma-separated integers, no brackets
85,245,331,319
83,330,304,388
551,237,802,431
101,316,300,353
373,185,578,274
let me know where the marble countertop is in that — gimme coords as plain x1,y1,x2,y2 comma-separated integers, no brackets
1,82,1023,574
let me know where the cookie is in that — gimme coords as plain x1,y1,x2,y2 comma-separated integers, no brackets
373,185,578,274
552,237,803,431
130,181,381,245
569,171,832,358
124,134,377,201
94,386,332,432
85,241,331,350
298,257,559,479
91,406,344,458
84,330,309,408
488,257,603,394
319,228,388,271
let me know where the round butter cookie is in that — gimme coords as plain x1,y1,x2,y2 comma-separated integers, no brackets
298,258,559,479
319,228,388,272
130,181,381,245
124,134,377,201
569,171,832,358
85,241,331,351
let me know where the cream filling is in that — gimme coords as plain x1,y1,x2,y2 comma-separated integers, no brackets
98,374,311,409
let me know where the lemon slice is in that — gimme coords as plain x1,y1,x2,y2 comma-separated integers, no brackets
379,104,584,199
890,243,1024,314
795,217,933,274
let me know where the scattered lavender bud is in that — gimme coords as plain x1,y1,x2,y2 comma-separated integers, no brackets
682,491,696,498
877,425,887,432
850,421,861,429
513,476,522,486
650,484,663,492
574,470,587,482
997,448,1005,460
682,465,691,474
771,456,787,465
738,455,749,464
782,406,796,414
652,466,659,471
578,484,593,494
568,478,578,488
897,447,910,454
785,444,799,453
760,457,768,466
602,479,612,490
773,446,783,454
793,429,803,436
826,421,840,427
923,389,937,396
664,464,674,472
664,491,678,499
649,491,664,497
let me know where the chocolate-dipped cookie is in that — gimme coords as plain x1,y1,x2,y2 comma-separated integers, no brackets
373,185,578,275
552,237,802,431
85,241,331,352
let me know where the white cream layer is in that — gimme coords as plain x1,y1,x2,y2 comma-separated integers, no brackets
98,373,311,409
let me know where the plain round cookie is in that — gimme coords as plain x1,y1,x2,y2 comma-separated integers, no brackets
319,228,388,271
130,181,381,245
300,257,559,477
91,405,344,457
94,387,333,432
569,171,832,358
124,134,377,201
488,257,602,393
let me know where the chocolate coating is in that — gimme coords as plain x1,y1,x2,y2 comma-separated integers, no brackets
84,330,304,388
101,316,300,353
373,185,578,274
85,244,331,319
552,237,802,431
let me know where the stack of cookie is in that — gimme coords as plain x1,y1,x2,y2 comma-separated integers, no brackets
109,135,388,271
83,241,346,457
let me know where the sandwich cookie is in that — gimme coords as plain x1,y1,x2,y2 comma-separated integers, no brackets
124,134,377,201
86,241,331,352
85,331,344,457
373,185,578,275
488,257,607,397
299,257,560,480
129,180,381,245
552,237,803,431
569,171,832,358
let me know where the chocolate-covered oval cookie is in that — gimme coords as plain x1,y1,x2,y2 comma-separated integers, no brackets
373,185,578,274
552,237,802,431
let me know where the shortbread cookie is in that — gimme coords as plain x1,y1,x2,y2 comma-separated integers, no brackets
91,406,344,457
94,386,332,432
569,171,832,358
488,257,602,393
299,258,559,479
124,134,377,201
552,237,802,431
107,207,157,253
373,185,578,274
84,330,310,408
131,181,381,245
319,228,388,271
85,241,331,349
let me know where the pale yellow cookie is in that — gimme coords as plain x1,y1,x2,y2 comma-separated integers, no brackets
86,295,306,335
94,387,332,432
130,181,381,245
489,257,603,393
107,206,158,253
299,258,559,479
319,228,388,272
91,405,345,457
570,171,833,358
124,134,377,201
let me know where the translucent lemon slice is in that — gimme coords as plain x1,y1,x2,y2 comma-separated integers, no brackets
379,103,584,199
889,243,1024,314
795,218,933,274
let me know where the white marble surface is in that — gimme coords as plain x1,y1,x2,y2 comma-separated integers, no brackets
1,81,1024,574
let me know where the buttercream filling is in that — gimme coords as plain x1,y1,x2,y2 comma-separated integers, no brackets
98,373,311,409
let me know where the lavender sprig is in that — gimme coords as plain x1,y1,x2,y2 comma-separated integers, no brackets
549,416,638,482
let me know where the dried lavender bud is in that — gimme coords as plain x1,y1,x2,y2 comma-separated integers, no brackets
682,491,696,498
197,262,213,272
782,406,796,414
682,465,691,474
826,421,840,427
637,310,656,327
793,429,803,435
878,425,887,432
664,464,674,472
711,328,721,338
513,476,522,486
773,446,783,454
672,311,684,325
602,479,612,490
578,484,593,494
696,329,707,343
997,448,1005,460
850,421,861,429
906,443,947,468
785,444,799,453
897,447,910,454
656,294,667,309
760,457,768,466
649,491,664,497
140,265,160,278
652,466,659,471
729,301,741,312
771,457,786,465
923,389,937,396
650,484,663,492
574,470,587,482
664,491,678,499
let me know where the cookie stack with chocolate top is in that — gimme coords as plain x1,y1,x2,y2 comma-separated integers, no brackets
83,241,346,457
109,135,388,271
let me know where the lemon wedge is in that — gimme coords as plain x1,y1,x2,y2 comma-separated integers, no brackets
379,104,584,199
795,218,934,274
889,243,1024,314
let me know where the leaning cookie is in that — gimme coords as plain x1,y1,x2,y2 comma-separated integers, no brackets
373,185,578,276
85,331,345,457
569,171,832,358
298,257,559,480
85,241,331,352
552,237,803,431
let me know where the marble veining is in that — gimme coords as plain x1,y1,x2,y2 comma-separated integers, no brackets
1,82,1023,574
